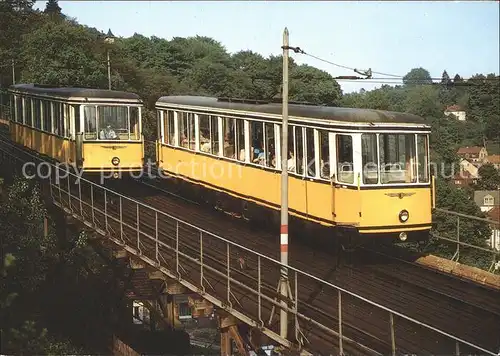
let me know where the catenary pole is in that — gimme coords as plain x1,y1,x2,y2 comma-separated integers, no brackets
280,26,289,340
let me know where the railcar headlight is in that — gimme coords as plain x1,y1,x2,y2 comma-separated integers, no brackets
112,157,120,166
399,210,409,223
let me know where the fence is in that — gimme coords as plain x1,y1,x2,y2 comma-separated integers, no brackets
0,137,497,356
431,208,500,273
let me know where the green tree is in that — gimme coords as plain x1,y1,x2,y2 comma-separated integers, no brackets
403,67,433,86
44,0,61,16
475,163,500,190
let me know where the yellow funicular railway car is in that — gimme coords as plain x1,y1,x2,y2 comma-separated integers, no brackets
155,96,434,243
8,84,144,178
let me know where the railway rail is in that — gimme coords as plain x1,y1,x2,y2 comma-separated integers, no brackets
0,137,499,355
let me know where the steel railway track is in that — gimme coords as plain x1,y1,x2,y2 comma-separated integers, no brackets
108,176,500,353
0,137,499,355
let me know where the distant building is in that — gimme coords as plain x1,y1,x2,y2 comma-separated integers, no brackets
458,158,479,177
485,154,500,170
486,206,500,251
452,170,478,188
444,105,466,121
457,146,488,163
473,190,500,213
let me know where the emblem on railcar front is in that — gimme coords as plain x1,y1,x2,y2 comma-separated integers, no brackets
385,192,416,199
100,145,127,150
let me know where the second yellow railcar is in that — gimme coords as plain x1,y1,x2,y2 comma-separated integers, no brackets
154,96,433,242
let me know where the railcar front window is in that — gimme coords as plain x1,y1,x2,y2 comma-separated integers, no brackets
417,134,429,182
98,106,128,140
130,107,139,140
336,134,354,184
361,134,378,184
379,133,417,184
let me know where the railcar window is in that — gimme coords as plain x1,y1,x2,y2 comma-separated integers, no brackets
250,121,264,165
42,100,51,132
305,127,315,177
295,126,304,175
318,130,330,179
417,134,429,183
336,134,354,184
130,106,139,140
163,111,175,145
84,106,97,140
187,113,195,150
161,111,168,144
70,105,78,138
199,114,211,153
379,133,417,184
264,122,275,168
223,117,235,159
16,96,22,123
210,115,219,155
34,99,41,129
178,111,195,149
235,119,245,161
287,128,295,172
98,106,128,140
24,98,32,126
361,134,378,184
53,102,60,134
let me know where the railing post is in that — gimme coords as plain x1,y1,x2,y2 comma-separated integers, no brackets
200,231,204,292
176,221,180,278
258,255,262,326
155,211,159,264
455,340,460,356
104,189,108,232
389,312,396,356
227,244,231,308
67,172,71,211
136,204,140,252
78,179,82,215
91,183,95,225
119,196,124,244
338,290,343,355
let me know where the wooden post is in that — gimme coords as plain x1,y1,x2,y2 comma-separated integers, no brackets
43,216,48,238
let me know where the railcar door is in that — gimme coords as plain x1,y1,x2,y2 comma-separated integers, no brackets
331,133,361,226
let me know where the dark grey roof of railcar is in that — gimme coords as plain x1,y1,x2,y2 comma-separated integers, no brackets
9,83,141,100
156,95,428,125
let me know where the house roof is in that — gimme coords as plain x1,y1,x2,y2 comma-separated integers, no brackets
454,170,476,179
445,105,464,112
487,155,500,164
473,190,500,206
457,146,484,155
487,206,500,223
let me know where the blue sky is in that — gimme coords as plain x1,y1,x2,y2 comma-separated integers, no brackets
34,1,499,93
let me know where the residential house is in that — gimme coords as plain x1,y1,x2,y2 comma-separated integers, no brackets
452,170,478,188
458,158,479,177
457,146,488,164
487,206,500,251
473,190,500,213
485,154,500,170
444,105,466,121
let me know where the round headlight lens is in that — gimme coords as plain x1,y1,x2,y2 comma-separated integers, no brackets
112,157,120,166
399,210,409,223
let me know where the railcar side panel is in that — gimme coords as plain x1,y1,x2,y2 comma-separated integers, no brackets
10,122,76,163
160,145,337,224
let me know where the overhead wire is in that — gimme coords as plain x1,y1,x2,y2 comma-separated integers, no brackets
287,45,499,84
